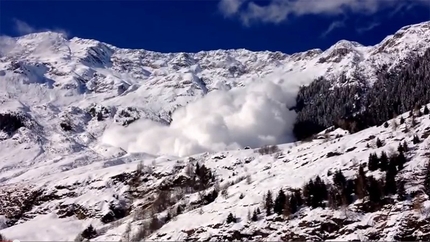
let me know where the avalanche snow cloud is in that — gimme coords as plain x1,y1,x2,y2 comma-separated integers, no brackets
102,73,302,157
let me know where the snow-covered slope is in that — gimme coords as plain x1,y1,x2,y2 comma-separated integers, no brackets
1,21,430,241
1,105,430,241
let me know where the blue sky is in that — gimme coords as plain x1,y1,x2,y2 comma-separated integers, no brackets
0,0,429,54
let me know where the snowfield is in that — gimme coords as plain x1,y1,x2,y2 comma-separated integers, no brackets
0,21,430,241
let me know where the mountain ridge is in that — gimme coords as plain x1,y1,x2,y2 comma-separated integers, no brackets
1,20,430,241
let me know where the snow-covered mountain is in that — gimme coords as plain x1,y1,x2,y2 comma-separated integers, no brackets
1,21,430,241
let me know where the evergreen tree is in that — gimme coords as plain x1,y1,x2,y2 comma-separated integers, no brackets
379,151,388,171
226,213,237,223
333,170,347,188
289,193,299,214
256,207,261,214
274,189,287,215
397,143,404,153
367,176,383,203
313,176,328,208
368,153,379,171
424,105,430,115
293,189,303,207
396,151,407,171
176,205,182,215
384,163,397,195
400,116,405,125
397,180,406,201
402,141,409,152
327,187,339,209
251,210,258,221
81,225,97,239
355,165,367,199
302,180,314,207
264,190,274,216
383,122,389,128
376,138,384,148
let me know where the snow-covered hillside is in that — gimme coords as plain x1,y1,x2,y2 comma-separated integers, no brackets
1,104,430,241
1,20,430,241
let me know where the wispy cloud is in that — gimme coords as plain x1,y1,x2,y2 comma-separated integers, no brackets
12,18,69,37
320,20,346,38
218,0,430,26
357,21,380,34
13,19,37,35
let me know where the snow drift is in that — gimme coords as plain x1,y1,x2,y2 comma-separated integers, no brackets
102,72,305,157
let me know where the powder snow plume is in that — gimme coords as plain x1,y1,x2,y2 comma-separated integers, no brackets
102,71,309,157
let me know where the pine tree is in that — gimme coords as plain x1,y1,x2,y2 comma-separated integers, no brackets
265,190,274,216
397,180,406,201
355,165,367,199
274,189,287,215
289,193,299,214
367,176,383,204
379,151,389,171
293,189,303,207
327,187,339,209
81,225,97,239
302,180,314,207
384,163,397,195
383,122,389,128
333,170,347,188
376,138,383,148
424,162,430,197
424,105,430,115
400,116,405,124
313,176,328,208
402,141,409,152
176,205,182,215
226,213,236,223
368,153,379,171
251,209,258,221
396,151,407,171
397,143,404,153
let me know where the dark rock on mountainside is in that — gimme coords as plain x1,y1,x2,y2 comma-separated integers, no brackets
0,112,26,135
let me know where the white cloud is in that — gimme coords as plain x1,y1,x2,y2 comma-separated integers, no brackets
13,19,36,35
218,0,247,17
102,71,308,157
320,20,346,38
219,0,429,25
357,21,380,34
12,18,69,37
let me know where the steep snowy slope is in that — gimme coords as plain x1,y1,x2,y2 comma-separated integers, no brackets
1,105,430,241
0,21,429,184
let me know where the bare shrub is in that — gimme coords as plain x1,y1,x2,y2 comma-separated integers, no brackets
246,174,252,185
185,162,194,177
221,187,229,199
130,222,148,242
153,190,173,213
257,145,280,155
391,119,399,130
